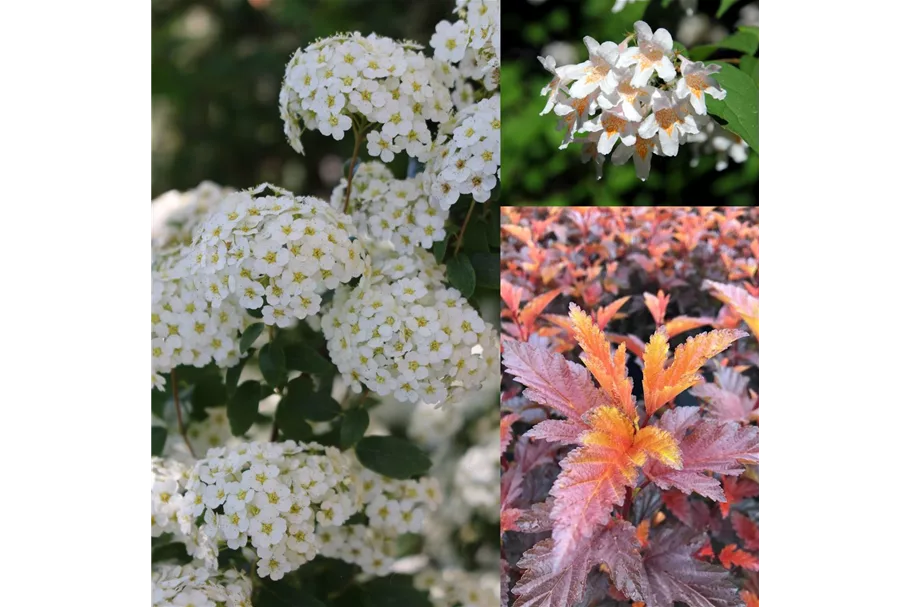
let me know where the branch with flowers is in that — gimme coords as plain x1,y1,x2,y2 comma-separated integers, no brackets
539,15,758,181
151,2,501,606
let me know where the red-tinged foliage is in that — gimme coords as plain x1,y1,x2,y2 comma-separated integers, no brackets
741,590,759,607
501,413,520,455
502,208,758,607
720,478,760,518
731,512,759,551
718,545,759,571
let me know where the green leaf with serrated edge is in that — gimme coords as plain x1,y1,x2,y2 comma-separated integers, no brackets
469,252,498,289
361,575,432,607
239,322,264,352
339,407,369,450
225,356,248,399
355,436,431,479
285,343,334,375
227,380,261,436
274,395,314,441
433,234,451,264
717,0,741,17
284,375,341,421
446,253,476,298
739,54,759,85
706,64,759,152
152,426,167,456
259,342,287,387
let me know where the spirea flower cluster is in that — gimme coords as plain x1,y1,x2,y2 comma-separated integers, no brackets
330,161,448,252
151,183,366,389
425,94,500,209
279,32,453,162
180,441,357,581
152,181,234,251
540,20,742,180
415,569,500,607
322,248,498,405
152,563,252,607
319,463,442,575
430,0,501,91
152,458,217,563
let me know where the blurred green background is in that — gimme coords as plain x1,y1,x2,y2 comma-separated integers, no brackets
152,0,450,199
502,0,759,206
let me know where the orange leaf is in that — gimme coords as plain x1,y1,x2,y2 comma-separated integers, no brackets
741,590,759,607
595,295,631,329
630,426,682,468
519,288,563,332
500,280,527,314
502,224,532,246
644,290,670,325
664,316,715,339
635,520,650,547
703,280,759,339
568,303,637,420
643,328,748,416
719,544,759,571
501,413,520,455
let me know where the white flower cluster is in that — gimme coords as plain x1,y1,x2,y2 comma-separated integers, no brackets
319,464,442,575
151,184,366,389
612,0,697,15
153,182,234,251
279,32,453,162
453,437,499,521
329,161,448,252
322,247,498,405
152,458,218,563
152,563,252,607
425,95,500,209
415,568,500,607
686,116,749,171
430,0,501,91
180,441,357,581
540,21,744,180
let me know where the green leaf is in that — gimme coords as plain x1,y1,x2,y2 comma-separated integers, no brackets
432,234,451,264
487,212,499,247
285,343,334,375
446,253,476,299
152,426,167,456
274,396,314,442
689,27,759,61
469,252,498,289
460,216,489,253
225,356,248,399
259,342,287,387
192,373,226,417
356,436,431,479
227,380,261,436
152,541,192,564
706,64,759,153
739,54,759,85
239,322,264,352
717,0,741,18
283,375,341,422
361,575,432,607
339,407,369,450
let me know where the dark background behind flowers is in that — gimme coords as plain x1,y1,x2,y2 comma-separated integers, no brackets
152,0,449,199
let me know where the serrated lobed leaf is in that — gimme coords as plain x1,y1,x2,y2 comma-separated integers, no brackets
503,340,612,423
568,303,637,420
525,419,584,445
703,280,759,339
590,519,651,603
512,538,592,607
643,328,748,416
719,544,759,571
519,288,563,333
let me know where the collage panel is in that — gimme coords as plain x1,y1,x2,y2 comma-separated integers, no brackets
500,207,759,606
502,0,759,206
152,2,501,606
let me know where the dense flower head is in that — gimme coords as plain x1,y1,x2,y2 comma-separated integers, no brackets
322,246,498,405
152,563,252,607
279,32,453,161
330,161,448,252
151,458,218,563
454,437,499,520
425,94,500,209
415,568,500,607
180,441,357,580
152,182,234,252
430,0,501,91
539,20,744,180
151,183,366,389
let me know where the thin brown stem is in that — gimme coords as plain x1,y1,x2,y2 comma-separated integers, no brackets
711,58,741,64
342,127,365,214
171,369,196,458
453,198,477,256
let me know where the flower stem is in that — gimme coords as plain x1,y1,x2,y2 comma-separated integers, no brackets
453,198,476,256
343,127,365,215
171,369,196,458
711,57,741,64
